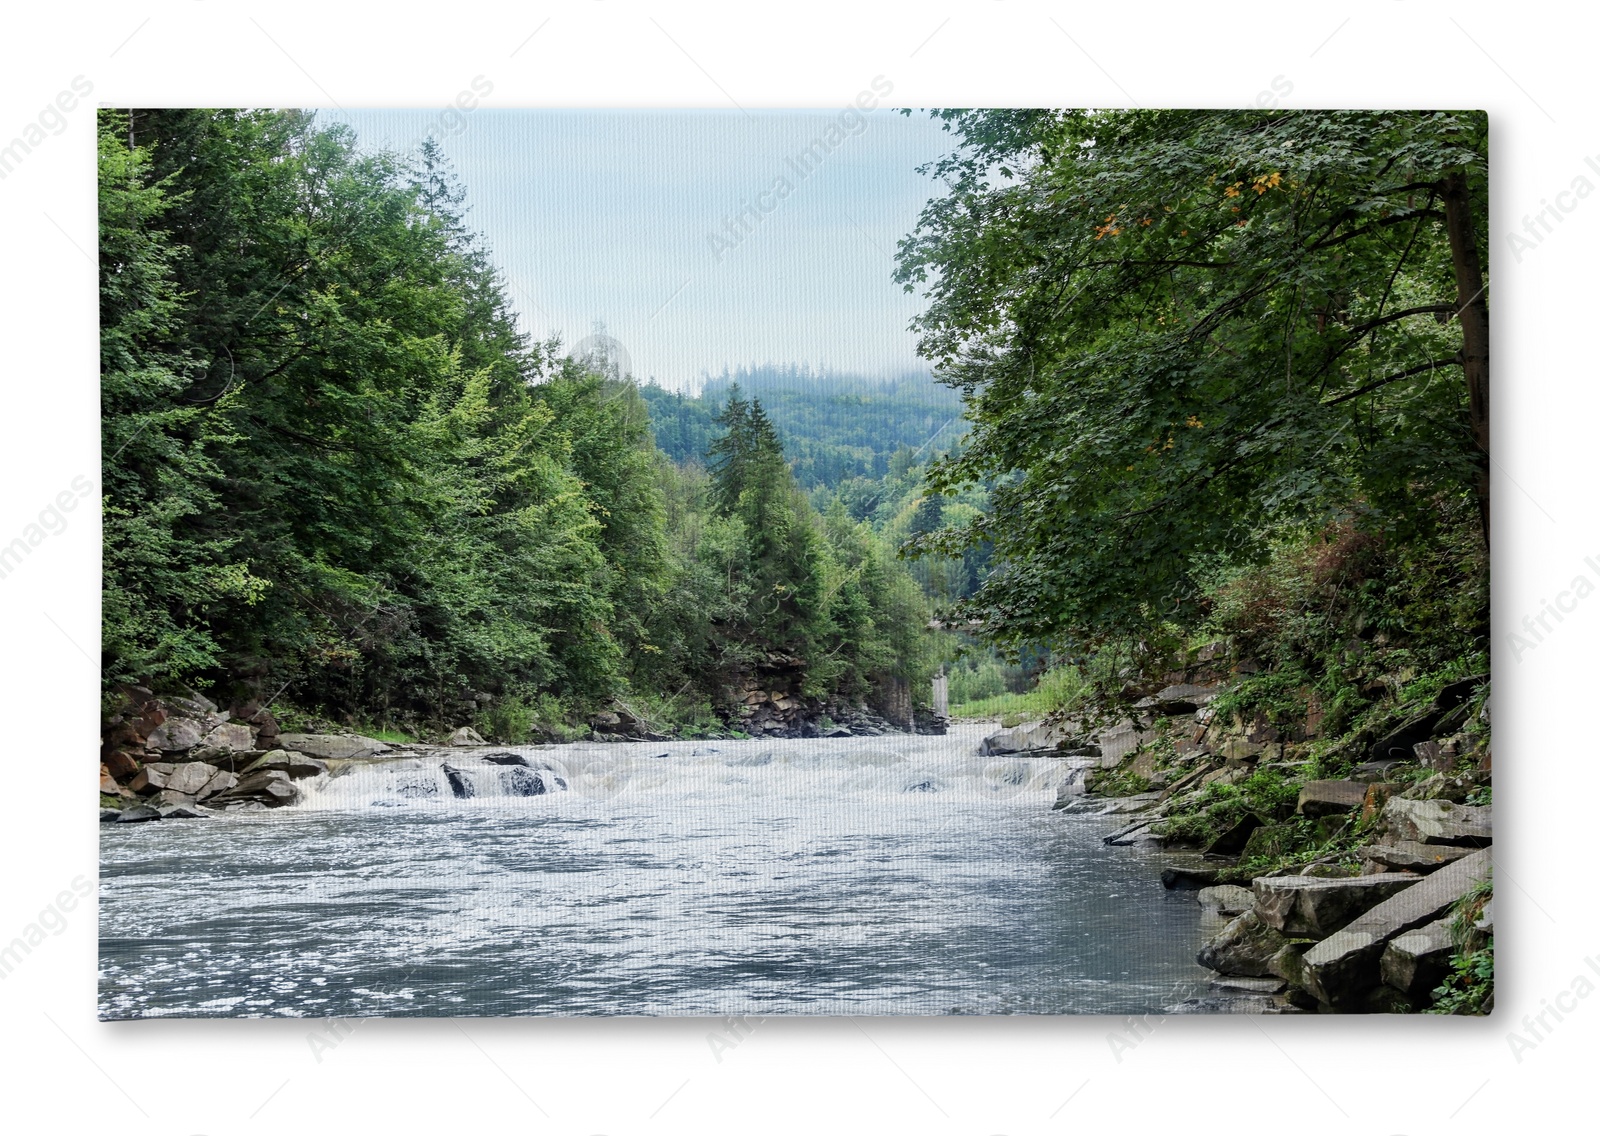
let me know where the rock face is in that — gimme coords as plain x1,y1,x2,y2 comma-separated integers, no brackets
1253,873,1422,938
1358,841,1475,875
1295,780,1368,818
200,723,255,752
1380,917,1457,996
441,763,475,798
1299,849,1491,1008
241,751,329,779
1197,884,1256,918
980,720,1066,755
145,718,203,753
1196,910,1310,979
215,769,298,808
1381,798,1491,846
448,727,487,747
278,733,391,760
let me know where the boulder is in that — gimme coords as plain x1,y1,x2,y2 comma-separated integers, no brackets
99,765,121,795
156,802,209,820
500,766,549,796
1197,910,1311,979
1295,780,1368,818
1209,975,1286,994
1381,798,1491,847
1253,873,1422,938
154,789,200,810
276,733,390,760
104,749,141,780
1299,849,1491,1008
145,718,203,753
1360,782,1403,824
164,761,220,797
1161,866,1220,889
441,763,475,798
1205,813,1266,856
979,720,1061,756
1358,841,1474,875
100,808,121,823
114,804,162,823
241,751,328,780
1198,884,1256,918
217,769,298,807
198,769,238,800
1239,823,1296,861
200,722,255,752
448,726,487,747
1154,683,1218,712
128,762,176,793
1380,917,1457,996
1092,719,1151,766
1401,771,1478,803
483,751,531,766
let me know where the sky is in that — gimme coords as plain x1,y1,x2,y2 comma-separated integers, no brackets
322,104,957,392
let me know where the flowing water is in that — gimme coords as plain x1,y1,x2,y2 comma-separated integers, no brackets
98,724,1214,1018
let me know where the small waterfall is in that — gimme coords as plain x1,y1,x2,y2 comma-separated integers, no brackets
295,727,1073,813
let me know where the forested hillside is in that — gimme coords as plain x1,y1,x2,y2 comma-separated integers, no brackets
99,109,938,740
640,365,963,492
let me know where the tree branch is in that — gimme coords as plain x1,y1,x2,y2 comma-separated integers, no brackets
1322,358,1460,406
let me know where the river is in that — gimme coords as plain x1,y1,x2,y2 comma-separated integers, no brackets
98,723,1213,1018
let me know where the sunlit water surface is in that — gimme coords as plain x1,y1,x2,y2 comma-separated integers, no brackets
99,724,1212,1018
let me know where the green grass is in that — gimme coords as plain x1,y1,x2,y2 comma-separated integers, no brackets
365,727,418,744
949,665,1089,722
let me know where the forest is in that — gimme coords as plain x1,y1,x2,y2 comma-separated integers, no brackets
99,109,941,740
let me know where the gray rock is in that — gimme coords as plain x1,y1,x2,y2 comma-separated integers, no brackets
115,804,162,822
482,751,530,766
441,763,475,798
217,769,298,807
1197,884,1256,917
164,761,220,796
277,733,391,760
448,726,487,747
1358,841,1475,874
128,762,176,793
1300,849,1491,1007
145,718,203,753
155,802,208,820
240,750,330,780
1381,798,1491,846
1209,975,1286,994
1154,683,1219,713
1381,917,1457,996
197,768,238,800
1205,813,1266,855
1295,779,1368,818
100,808,122,823
1253,873,1422,937
979,720,1061,756
1093,719,1152,766
200,722,255,752
1196,910,1308,979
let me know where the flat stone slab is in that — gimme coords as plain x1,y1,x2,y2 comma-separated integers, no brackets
277,733,390,760
1253,873,1421,937
1359,840,1475,874
1301,849,1491,1007
1197,884,1255,917
1296,780,1368,817
1381,917,1457,995
1382,797,1491,846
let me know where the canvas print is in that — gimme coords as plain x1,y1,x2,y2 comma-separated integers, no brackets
96,103,1491,1019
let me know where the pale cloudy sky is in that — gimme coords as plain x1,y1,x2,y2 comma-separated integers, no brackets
323,104,956,391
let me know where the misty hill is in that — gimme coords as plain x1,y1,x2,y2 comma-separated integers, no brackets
638,365,965,490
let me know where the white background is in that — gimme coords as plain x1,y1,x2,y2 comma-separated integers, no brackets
0,2,1592,1133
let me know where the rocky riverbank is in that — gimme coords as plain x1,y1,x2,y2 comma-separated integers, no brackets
983,663,1493,1014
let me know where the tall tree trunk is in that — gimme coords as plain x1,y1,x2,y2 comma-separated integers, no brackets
1442,172,1490,547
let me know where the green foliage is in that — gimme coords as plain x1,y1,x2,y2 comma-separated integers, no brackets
1428,876,1494,1014
898,109,1488,648
99,110,937,733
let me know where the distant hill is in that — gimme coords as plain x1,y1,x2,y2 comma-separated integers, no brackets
638,365,965,490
